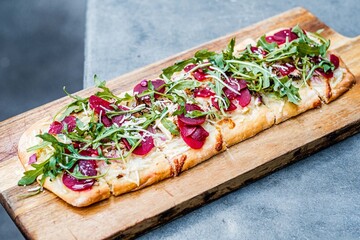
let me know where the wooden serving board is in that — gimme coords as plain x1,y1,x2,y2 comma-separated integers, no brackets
0,7,359,239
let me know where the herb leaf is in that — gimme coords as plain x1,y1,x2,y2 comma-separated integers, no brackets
161,118,179,136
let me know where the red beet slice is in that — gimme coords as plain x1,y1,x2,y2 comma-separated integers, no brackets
194,87,215,98
266,29,298,45
48,115,77,134
316,68,334,78
211,97,237,112
28,153,37,165
184,64,207,81
184,64,196,72
89,95,113,114
62,149,98,191
132,133,155,156
180,124,197,137
277,63,296,76
101,115,112,127
133,79,165,100
236,88,252,107
48,121,63,134
178,104,206,126
121,138,132,151
62,116,76,132
330,54,339,69
251,46,267,56
178,121,209,149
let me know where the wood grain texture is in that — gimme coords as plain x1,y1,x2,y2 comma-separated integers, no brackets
0,7,359,239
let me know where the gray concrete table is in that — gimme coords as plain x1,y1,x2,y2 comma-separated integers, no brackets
84,0,360,239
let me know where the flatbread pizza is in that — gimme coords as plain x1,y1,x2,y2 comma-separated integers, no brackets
17,26,355,207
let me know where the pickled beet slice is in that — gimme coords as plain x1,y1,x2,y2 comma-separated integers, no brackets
121,138,132,151
194,87,215,98
178,121,209,149
48,121,63,134
48,116,77,134
62,116,76,132
101,115,112,127
277,63,296,76
330,54,339,69
178,104,206,126
132,133,155,156
62,150,98,191
184,64,207,81
211,97,237,112
180,124,197,137
250,46,267,56
316,68,334,78
133,79,165,100
266,29,298,45
236,88,252,107
89,95,113,114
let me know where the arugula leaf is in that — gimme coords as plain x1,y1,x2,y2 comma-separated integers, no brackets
223,38,235,60
166,80,202,93
185,110,209,118
94,75,126,103
195,49,217,61
257,35,278,52
160,118,179,136
18,159,50,186
161,58,196,79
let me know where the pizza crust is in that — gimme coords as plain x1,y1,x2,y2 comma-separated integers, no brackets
262,85,322,124
160,122,225,176
217,97,275,146
102,150,172,196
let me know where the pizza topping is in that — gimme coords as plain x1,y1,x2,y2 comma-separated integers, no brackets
132,133,155,156
274,63,296,76
265,29,298,45
211,97,237,112
178,104,206,126
184,64,208,81
178,120,209,149
194,87,215,98
250,46,267,56
236,88,252,107
62,150,98,191
48,116,77,134
28,153,37,165
133,79,166,100
89,95,113,114
330,54,339,69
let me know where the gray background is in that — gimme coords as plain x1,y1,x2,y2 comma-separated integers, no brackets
1,0,359,239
